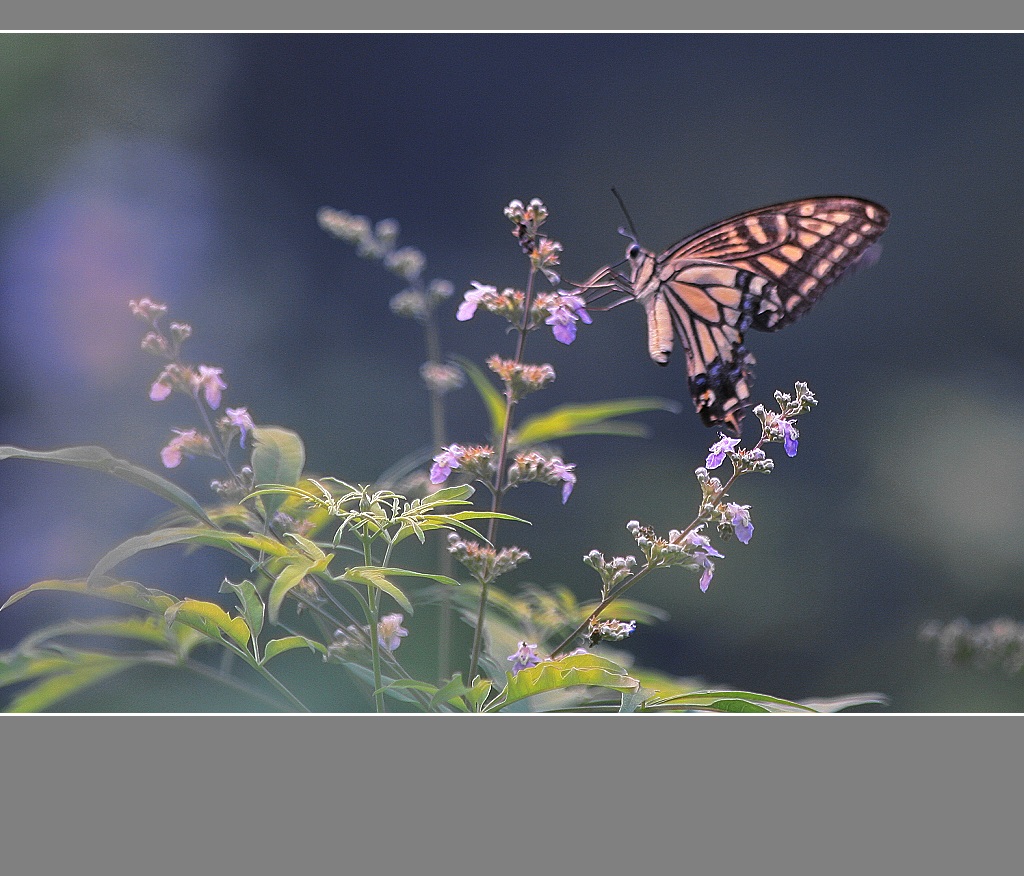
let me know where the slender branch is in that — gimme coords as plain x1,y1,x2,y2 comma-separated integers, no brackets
550,436,766,658
467,263,538,681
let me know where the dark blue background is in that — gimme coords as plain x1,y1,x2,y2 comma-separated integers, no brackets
3,33,1024,710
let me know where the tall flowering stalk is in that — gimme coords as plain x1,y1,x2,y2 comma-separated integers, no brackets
317,208,463,679
431,198,592,681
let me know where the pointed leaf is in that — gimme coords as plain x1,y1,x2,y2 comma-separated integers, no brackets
374,566,459,587
0,444,212,526
646,689,817,713
0,651,92,688
341,663,422,704
267,557,319,624
4,654,140,712
282,531,328,561
262,635,327,664
454,356,506,439
797,692,888,713
466,677,493,711
220,579,265,642
88,527,290,586
379,679,440,695
341,567,414,614
251,427,306,517
512,397,680,445
2,578,177,615
165,599,250,650
18,616,173,651
429,673,474,711
619,685,654,713
418,484,475,506
485,653,640,712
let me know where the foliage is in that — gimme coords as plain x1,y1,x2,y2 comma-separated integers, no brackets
0,199,886,713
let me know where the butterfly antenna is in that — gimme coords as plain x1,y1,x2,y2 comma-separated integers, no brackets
611,186,641,242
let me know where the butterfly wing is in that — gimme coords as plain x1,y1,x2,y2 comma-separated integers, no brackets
670,196,890,331
634,197,890,434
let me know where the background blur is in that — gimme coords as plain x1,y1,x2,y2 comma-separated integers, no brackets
3,32,1024,711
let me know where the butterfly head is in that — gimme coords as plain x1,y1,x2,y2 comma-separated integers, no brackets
617,226,644,262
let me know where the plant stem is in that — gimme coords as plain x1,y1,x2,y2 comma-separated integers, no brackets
360,536,386,712
182,657,299,712
550,436,766,658
467,264,538,681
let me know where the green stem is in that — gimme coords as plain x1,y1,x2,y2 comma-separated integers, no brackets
182,657,298,712
200,639,312,712
467,264,538,682
551,435,768,658
360,536,386,712
246,658,313,712
549,565,656,658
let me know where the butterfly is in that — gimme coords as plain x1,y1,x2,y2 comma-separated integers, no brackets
582,196,890,435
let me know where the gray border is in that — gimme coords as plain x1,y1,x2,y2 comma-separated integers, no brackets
2,715,1021,871
2,4,1024,31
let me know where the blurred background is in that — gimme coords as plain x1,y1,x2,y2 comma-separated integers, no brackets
2,32,1024,711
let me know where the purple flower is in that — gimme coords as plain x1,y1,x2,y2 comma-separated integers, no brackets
508,641,542,675
193,365,227,409
683,530,725,592
160,429,210,469
430,444,465,484
549,458,577,503
149,374,173,402
225,407,254,448
377,613,409,651
456,281,496,321
724,502,754,544
706,434,740,469
544,293,591,345
780,418,799,457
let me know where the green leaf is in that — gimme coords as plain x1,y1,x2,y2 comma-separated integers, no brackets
267,555,330,624
703,698,773,713
261,635,327,664
18,616,173,652
379,679,440,695
375,566,459,587
466,677,493,711
798,692,888,713
165,599,250,651
220,579,265,643
4,653,140,712
485,653,640,712
282,531,328,561
645,689,818,714
0,444,213,526
377,678,470,713
512,397,681,446
429,673,474,711
1,578,177,615
341,567,414,615
417,484,475,506
454,356,507,439
251,427,306,517
619,685,654,713
88,527,290,586
0,651,90,688
341,663,422,704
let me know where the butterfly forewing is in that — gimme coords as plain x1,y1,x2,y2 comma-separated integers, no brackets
625,196,889,434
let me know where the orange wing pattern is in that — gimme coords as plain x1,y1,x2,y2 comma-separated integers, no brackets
615,197,889,434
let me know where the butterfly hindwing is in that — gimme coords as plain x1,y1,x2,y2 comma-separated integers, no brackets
622,196,889,434
660,263,768,434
